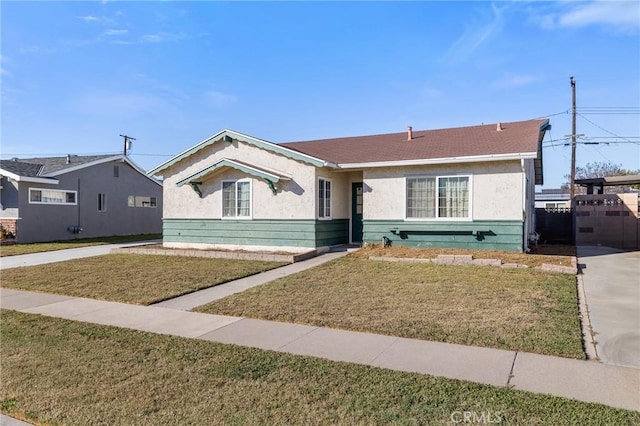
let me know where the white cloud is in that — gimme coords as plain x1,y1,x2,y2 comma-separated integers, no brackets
203,91,238,108
443,3,507,64
0,55,10,76
140,32,187,43
539,1,639,34
493,73,537,90
102,29,128,37
78,15,99,22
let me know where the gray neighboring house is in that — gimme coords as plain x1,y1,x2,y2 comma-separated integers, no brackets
0,154,163,243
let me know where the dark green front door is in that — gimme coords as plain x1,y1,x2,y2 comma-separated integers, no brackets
351,182,363,243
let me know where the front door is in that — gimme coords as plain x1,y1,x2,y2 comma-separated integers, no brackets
351,182,363,243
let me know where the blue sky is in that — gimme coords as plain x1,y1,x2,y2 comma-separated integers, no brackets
2,1,639,188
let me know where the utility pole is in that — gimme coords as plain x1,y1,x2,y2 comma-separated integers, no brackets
120,134,136,156
570,77,577,198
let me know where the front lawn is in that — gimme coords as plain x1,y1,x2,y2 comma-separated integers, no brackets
197,256,583,359
0,233,162,257
1,254,286,305
1,311,636,425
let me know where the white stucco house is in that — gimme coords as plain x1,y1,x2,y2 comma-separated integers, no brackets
148,119,551,252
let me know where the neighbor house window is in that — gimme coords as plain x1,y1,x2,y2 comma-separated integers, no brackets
222,180,251,218
113,165,119,178
97,193,107,212
318,178,331,219
29,188,77,205
128,196,157,208
406,176,469,219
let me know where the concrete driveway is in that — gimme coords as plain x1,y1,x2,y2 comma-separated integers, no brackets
578,246,640,368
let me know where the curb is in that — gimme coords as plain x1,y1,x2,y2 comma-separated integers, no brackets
369,255,578,274
112,246,318,264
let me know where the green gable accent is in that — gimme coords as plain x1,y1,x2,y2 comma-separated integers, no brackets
176,159,291,191
148,129,328,177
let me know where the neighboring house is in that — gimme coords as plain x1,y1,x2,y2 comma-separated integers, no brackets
148,119,550,253
0,154,163,243
535,188,571,209
574,175,640,250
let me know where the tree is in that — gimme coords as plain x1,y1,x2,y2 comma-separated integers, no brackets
561,161,640,194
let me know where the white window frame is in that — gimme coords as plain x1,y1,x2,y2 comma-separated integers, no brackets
405,174,472,221
318,177,332,220
97,193,107,212
221,179,252,219
28,188,77,206
128,195,158,208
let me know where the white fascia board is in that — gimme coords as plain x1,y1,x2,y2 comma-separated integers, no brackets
43,155,162,187
0,169,59,185
335,152,538,170
122,157,163,186
44,155,124,177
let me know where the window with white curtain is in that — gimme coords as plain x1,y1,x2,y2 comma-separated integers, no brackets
222,180,251,218
29,188,77,205
406,176,470,219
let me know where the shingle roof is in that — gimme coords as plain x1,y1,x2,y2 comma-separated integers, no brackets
280,119,548,165
0,160,43,177
1,155,116,176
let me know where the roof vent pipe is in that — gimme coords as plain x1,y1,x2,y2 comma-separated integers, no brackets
496,122,503,131
407,126,413,141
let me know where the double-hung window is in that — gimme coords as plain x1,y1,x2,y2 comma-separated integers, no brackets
406,175,470,219
318,178,331,219
222,180,251,218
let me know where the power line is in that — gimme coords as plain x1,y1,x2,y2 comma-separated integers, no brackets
576,113,636,143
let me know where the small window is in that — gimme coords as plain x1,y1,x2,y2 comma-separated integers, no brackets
318,178,332,219
29,188,77,205
114,165,119,178
128,195,158,208
98,193,107,212
222,180,251,218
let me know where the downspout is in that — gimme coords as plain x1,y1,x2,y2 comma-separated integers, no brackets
77,178,81,238
521,159,527,252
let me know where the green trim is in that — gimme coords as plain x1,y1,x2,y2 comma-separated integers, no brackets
163,218,348,248
264,179,277,195
189,182,203,198
148,129,327,176
176,158,289,187
363,220,524,252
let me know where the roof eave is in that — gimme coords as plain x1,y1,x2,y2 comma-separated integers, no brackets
335,152,539,170
176,158,292,187
148,129,329,177
0,169,59,184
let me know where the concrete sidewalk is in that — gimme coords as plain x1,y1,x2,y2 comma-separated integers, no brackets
1,288,638,412
0,240,162,270
578,246,640,368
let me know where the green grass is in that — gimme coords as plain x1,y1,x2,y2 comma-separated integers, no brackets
0,233,162,257
197,256,584,359
1,254,286,305
1,311,637,425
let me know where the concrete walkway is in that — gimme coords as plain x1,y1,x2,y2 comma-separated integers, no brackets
578,246,640,368
1,287,639,412
152,249,351,310
0,240,162,270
